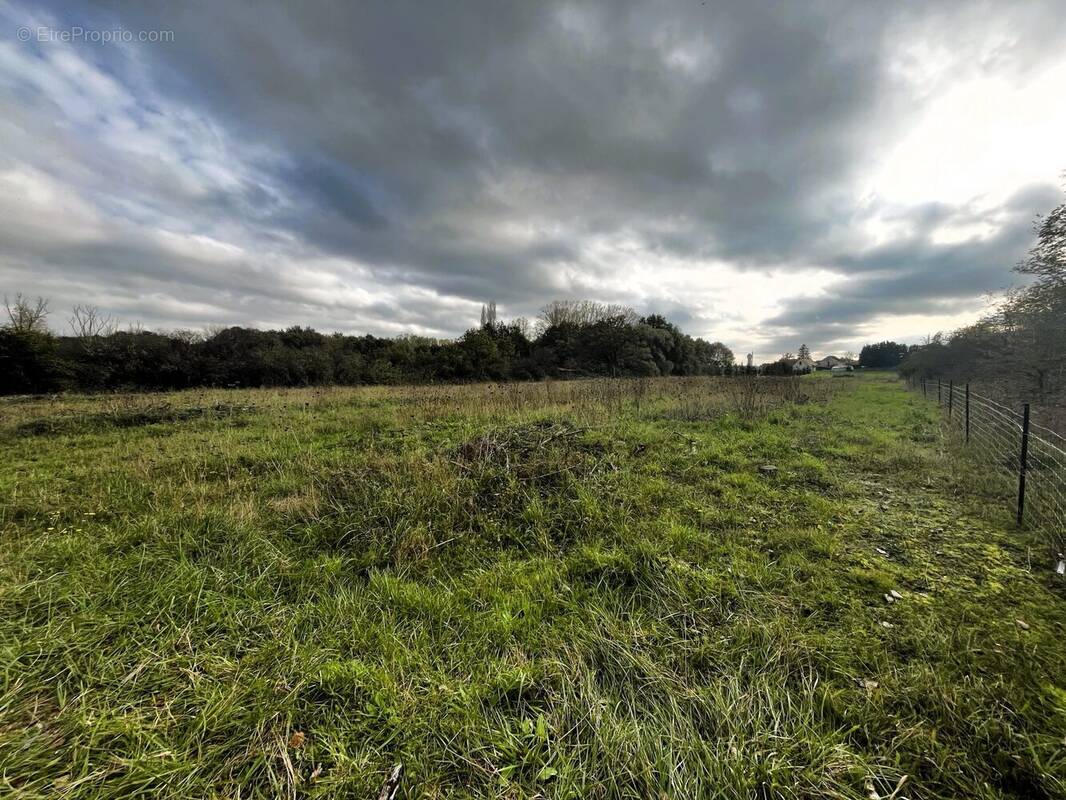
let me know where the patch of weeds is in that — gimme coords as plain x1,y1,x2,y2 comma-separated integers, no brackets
452,421,609,489
449,421,620,547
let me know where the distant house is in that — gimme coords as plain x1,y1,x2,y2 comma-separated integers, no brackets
792,356,815,374
814,355,856,370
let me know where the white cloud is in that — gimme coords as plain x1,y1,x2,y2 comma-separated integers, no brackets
871,62,1066,209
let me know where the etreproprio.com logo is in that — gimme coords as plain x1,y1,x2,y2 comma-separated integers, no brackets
17,25,174,44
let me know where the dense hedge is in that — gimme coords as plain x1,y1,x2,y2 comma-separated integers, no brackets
0,313,735,395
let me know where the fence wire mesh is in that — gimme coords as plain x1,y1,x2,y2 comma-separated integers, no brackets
909,378,1065,552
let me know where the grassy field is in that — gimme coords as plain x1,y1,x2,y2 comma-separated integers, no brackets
1,373,1064,799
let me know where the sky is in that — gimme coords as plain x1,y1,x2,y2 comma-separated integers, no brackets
1,1,1065,362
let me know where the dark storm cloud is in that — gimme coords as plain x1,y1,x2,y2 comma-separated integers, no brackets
3,0,1066,350
282,157,392,231
42,0,900,269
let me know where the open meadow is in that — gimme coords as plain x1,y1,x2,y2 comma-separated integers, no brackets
1,373,1064,799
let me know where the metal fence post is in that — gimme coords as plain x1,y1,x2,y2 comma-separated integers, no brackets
1017,403,1030,526
922,379,927,399
938,380,942,405
965,383,970,444
948,380,953,420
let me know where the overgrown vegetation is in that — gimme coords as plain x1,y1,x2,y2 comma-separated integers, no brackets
1,373,1063,798
0,298,735,395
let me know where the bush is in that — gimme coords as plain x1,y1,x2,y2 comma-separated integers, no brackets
0,329,62,394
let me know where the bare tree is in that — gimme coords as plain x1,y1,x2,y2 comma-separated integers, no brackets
170,328,205,345
69,304,116,338
512,316,532,338
538,299,638,329
3,294,50,333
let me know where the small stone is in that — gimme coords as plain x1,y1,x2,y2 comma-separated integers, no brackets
889,589,903,600
880,621,894,629
1056,556,1065,575
758,464,778,476
884,593,895,604
875,547,889,557
1015,619,1030,631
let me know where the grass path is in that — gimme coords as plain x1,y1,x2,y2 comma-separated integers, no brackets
1,374,1064,798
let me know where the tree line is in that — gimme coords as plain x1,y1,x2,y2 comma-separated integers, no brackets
0,298,736,395
858,341,910,369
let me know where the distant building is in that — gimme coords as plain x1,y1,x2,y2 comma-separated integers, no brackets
792,356,815,374
814,355,856,370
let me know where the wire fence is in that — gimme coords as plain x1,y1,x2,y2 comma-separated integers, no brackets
906,377,1066,552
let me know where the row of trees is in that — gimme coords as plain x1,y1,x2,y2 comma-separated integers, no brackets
858,341,910,368
0,297,736,394
899,193,1066,409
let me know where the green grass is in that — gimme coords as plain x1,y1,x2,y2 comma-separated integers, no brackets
1,374,1064,799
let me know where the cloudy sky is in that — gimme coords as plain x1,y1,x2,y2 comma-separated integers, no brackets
2,0,1065,360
